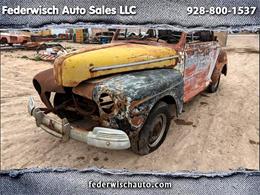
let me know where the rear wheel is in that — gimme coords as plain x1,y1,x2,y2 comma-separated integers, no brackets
131,102,171,155
22,40,28,45
207,75,221,93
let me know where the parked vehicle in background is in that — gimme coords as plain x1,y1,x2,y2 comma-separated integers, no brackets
0,30,31,46
28,29,227,155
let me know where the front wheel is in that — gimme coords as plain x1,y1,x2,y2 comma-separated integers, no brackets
131,102,172,155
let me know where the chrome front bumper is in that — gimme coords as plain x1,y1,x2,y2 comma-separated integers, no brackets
28,96,130,150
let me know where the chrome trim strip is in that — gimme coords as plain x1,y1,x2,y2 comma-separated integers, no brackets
90,55,179,72
28,96,131,150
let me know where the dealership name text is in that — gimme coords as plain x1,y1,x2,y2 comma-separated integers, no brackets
1,5,137,15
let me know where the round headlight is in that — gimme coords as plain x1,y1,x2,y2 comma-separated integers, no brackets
99,93,114,114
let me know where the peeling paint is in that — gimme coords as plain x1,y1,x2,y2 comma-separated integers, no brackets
31,31,227,148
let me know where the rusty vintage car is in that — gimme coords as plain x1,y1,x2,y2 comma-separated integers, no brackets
28,30,227,155
0,30,31,46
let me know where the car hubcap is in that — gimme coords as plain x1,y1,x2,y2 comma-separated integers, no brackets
148,113,167,147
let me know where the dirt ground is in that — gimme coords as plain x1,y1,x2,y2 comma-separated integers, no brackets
1,35,259,171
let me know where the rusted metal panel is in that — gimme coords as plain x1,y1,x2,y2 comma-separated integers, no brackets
73,82,97,100
183,41,221,102
73,69,183,132
32,68,65,111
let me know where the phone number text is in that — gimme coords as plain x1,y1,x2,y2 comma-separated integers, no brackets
187,6,257,15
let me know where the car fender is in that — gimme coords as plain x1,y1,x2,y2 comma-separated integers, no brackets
32,68,65,110
78,69,185,132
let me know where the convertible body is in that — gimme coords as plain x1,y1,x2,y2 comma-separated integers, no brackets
28,30,227,154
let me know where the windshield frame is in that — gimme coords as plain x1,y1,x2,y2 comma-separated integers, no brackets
111,29,187,51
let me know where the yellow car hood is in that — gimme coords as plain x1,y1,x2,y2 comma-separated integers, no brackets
54,43,178,87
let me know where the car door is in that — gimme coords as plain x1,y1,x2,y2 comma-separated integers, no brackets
183,31,220,102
